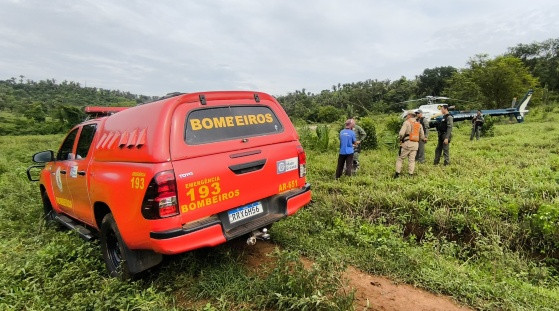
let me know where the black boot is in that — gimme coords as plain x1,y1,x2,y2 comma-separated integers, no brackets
393,172,400,179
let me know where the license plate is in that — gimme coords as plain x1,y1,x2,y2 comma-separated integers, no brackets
228,202,263,224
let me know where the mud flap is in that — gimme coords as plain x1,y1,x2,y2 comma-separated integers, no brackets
124,248,163,275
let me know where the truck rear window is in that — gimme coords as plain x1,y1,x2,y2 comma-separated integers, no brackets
185,106,283,145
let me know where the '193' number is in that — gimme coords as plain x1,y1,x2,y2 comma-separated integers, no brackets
186,182,221,201
130,177,145,190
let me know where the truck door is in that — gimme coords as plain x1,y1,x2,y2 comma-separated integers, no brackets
51,128,79,216
65,123,97,225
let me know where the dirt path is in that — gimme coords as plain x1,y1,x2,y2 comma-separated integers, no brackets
244,241,472,311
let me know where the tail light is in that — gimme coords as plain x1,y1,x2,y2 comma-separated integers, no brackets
141,170,179,219
297,145,307,178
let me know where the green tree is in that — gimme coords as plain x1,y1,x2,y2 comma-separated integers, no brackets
444,55,539,109
417,66,457,97
444,72,485,110
508,38,559,92
474,55,539,107
358,117,378,150
317,106,343,123
56,105,85,130
24,102,47,122
385,77,418,112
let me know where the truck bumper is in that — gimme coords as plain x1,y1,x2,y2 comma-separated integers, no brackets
149,183,311,254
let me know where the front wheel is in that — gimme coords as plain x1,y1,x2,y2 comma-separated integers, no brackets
100,214,131,279
41,190,56,223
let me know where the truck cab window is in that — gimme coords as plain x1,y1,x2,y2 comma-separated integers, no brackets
76,124,97,159
56,128,79,161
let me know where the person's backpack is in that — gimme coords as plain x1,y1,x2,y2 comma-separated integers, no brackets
409,121,422,142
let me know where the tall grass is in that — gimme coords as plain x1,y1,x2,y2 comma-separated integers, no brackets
2,109,559,310
273,111,559,310
0,135,353,310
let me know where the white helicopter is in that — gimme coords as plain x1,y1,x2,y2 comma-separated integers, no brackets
399,90,533,126
399,96,461,121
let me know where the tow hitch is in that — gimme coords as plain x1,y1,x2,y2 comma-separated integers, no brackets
246,228,270,246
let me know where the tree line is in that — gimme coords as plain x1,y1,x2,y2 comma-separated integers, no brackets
0,38,557,134
277,38,559,122
0,78,157,135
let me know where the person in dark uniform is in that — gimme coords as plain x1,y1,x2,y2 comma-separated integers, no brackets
351,117,367,173
434,104,453,166
415,109,429,163
470,110,484,140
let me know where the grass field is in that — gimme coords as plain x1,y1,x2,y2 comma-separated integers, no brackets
1,107,558,310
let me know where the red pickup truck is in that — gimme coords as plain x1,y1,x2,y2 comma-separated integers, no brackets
28,91,311,278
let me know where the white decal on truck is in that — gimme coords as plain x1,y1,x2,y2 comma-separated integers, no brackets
276,157,298,174
70,166,78,178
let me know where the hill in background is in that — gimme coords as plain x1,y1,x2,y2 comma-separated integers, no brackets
1,38,557,135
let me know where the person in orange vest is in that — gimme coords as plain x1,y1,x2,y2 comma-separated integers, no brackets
394,111,425,178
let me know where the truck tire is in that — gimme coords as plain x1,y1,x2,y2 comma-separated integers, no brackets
100,213,162,279
41,190,56,223
100,213,133,279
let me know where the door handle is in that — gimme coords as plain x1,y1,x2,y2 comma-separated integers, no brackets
77,171,86,176
60,170,67,174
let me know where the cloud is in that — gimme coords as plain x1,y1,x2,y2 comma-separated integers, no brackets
0,0,558,96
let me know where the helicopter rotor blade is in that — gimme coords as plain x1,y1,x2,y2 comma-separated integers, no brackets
395,99,425,104
446,98,477,104
396,96,477,105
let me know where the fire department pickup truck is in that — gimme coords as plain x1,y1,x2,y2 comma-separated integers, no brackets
28,91,311,278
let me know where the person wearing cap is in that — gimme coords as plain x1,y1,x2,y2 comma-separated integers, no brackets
336,119,356,179
470,110,484,140
415,109,429,163
434,104,453,165
394,111,425,178
351,116,367,173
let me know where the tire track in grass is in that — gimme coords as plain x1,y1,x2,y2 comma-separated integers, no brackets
242,240,472,311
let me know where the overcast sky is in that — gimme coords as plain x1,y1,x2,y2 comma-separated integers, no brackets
1,0,558,97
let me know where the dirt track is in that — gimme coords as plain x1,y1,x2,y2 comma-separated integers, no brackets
244,241,471,311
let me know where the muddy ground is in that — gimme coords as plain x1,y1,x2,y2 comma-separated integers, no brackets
243,241,471,311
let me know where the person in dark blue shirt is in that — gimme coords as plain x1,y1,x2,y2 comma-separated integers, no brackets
335,119,356,179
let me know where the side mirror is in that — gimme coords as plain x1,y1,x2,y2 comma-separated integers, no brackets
27,165,44,182
32,150,55,163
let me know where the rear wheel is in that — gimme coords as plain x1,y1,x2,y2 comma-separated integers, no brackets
100,213,163,279
100,214,132,279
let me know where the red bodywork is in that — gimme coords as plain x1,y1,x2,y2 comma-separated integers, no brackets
39,91,311,255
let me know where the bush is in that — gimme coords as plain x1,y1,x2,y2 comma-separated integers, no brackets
298,124,330,152
317,106,343,123
480,116,496,137
528,204,559,249
315,125,330,152
385,116,403,134
357,117,378,150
